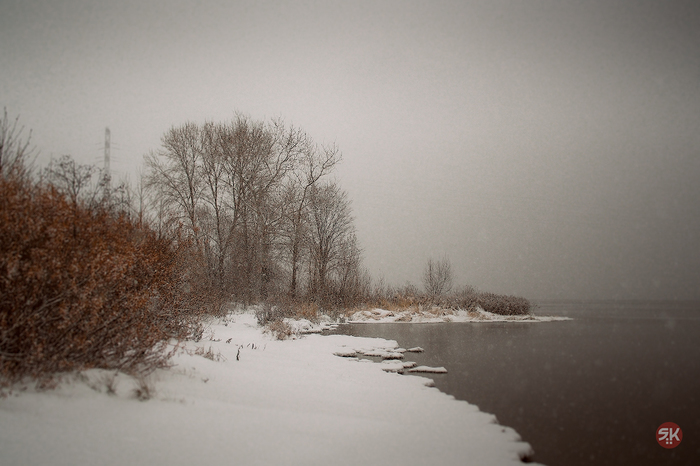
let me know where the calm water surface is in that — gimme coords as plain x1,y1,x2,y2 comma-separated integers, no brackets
330,300,700,466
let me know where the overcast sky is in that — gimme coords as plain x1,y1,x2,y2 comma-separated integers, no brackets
2,0,699,301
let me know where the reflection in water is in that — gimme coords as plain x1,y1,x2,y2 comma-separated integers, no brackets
330,301,700,466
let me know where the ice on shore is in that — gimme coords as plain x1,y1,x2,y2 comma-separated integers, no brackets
380,360,418,373
359,349,404,360
333,348,358,358
0,311,538,466
284,317,339,334
408,365,448,374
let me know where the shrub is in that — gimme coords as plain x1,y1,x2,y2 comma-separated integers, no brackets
361,281,531,316
0,175,204,385
255,294,320,326
473,292,531,316
255,297,293,326
266,319,294,340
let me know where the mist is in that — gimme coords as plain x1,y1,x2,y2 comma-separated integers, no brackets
2,0,698,300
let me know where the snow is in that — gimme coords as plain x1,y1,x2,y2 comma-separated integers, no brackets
0,311,539,466
332,348,358,358
283,316,339,334
359,349,404,360
348,306,571,323
380,361,418,373
408,366,449,374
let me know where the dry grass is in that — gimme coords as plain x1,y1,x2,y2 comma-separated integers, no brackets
133,376,153,401
194,346,225,362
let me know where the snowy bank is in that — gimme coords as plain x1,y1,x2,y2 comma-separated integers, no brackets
0,312,539,466
347,306,571,323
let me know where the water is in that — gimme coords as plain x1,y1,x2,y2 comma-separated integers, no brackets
329,300,700,465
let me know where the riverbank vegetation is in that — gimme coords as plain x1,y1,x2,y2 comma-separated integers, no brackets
358,256,530,317
362,282,531,318
1,109,530,384
0,110,209,386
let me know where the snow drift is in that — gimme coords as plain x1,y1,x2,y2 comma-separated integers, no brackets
0,311,539,465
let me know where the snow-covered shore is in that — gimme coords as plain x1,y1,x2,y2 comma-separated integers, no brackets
347,306,572,324
0,311,539,465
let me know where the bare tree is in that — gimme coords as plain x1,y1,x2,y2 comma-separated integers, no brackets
0,108,34,180
130,169,153,228
307,182,355,301
219,115,281,303
144,122,204,243
330,232,367,306
43,155,98,210
143,115,360,308
422,256,454,297
285,138,340,297
198,121,232,290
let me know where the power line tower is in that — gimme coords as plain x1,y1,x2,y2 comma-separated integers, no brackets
103,127,111,202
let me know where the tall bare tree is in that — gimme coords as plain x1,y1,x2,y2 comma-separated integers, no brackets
144,122,204,243
198,121,231,290
285,139,340,297
307,181,355,301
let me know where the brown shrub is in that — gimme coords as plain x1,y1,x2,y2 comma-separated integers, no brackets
363,282,531,316
436,290,530,316
267,319,294,340
297,301,320,321
0,176,204,385
473,292,531,316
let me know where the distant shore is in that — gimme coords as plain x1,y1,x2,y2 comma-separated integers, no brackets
344,306,572,324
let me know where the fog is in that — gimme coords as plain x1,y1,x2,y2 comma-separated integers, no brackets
2,0,698,300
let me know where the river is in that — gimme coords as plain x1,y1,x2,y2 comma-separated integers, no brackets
329,300,700,465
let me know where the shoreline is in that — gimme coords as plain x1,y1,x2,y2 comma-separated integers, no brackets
346,306,571,324
1,311,539,466
286,306,571,335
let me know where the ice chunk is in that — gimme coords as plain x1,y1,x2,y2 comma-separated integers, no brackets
405,347,424,353
408,366,448,374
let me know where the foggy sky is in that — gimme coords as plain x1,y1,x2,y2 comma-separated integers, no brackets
2,0,699,300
